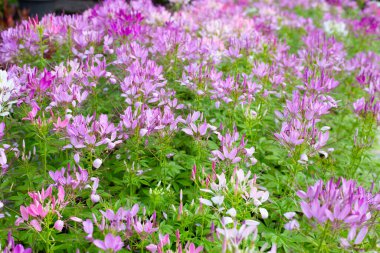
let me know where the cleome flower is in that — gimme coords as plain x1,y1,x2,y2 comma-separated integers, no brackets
297,178,380,247
15,185,68,233
182,111,216,138
200,168,269,220
0,70,18,117
64,114,122,150
211,128,257,167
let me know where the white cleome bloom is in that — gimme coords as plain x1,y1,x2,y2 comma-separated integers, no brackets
0,200,4,218
169,0,190,4
323,20,348,37
0,70,17,116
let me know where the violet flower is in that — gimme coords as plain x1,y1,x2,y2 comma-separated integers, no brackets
64,114,122,150
211,128,256,166
146,234,170,253
297,178,380,246
2,232,32,253
93,233,124,252
182,111,216,138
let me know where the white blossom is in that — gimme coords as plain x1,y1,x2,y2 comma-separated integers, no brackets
0,70,17,116
323,20,348,37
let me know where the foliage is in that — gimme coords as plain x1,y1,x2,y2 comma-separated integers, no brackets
0,0,379,252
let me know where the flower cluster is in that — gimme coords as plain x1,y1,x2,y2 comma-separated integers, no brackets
200,168,269,221
297,178,380,247
182,111,216,138
0,70,18,116
0,0,379,251
1,232,32,253
275,90,334,156
65,114,122,150
211,128,256,167
72,204,164,252
15,185,67,232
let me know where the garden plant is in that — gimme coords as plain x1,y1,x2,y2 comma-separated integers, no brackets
0,0,379,252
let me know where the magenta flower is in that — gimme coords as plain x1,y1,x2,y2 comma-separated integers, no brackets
53,117,69,131
3,232,32,253
54,220,64,231
133,219,158,234
93,233,124,252
30,219,42,231
354,16,379,35
15,185,67,233
146,234,170,253
83,219,94,240
352,96,380,125
12,244,32,253
0,122,5,140
353,97,366,114
185,243,203,253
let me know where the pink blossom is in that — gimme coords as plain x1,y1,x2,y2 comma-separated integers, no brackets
54,220,64,231
93,233,124,252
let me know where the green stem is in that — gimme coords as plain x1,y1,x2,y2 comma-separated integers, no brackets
367,211,379,235
36,230,48,246
129,165,133,196
43,138,47,178
317,222,329,253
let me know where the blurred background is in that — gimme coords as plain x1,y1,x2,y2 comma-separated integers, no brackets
0,0,171,29
1,0,378,30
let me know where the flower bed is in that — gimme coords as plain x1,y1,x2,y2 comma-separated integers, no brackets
0,0,379,252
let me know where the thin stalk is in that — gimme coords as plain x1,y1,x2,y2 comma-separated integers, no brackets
43,137,47,178
317,222,329,253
